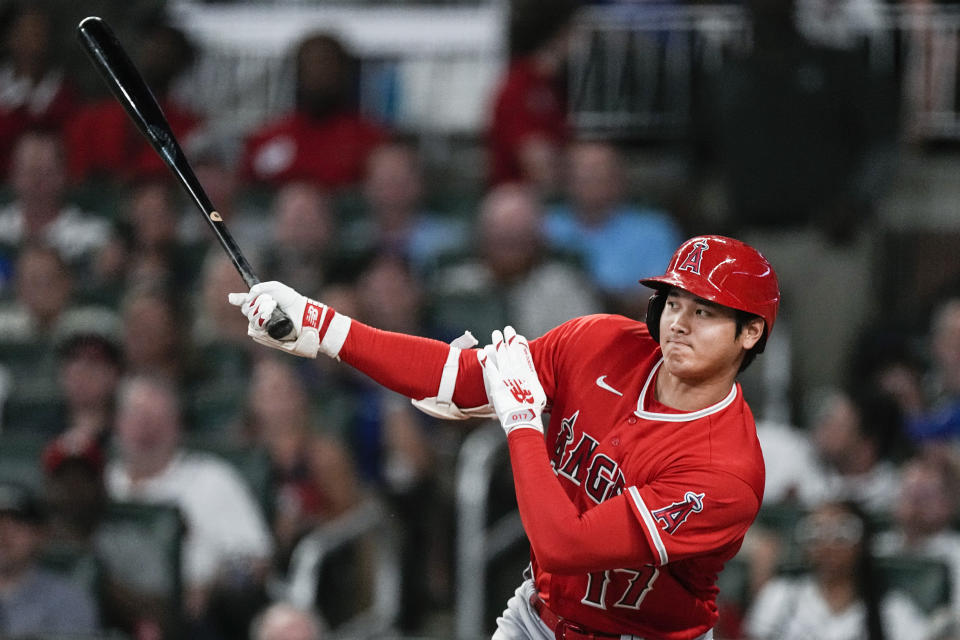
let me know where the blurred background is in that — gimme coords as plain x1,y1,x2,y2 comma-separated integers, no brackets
3,0,960,638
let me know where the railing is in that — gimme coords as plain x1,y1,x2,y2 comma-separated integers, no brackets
454,423,526,640
169,2,506,137
569,3,960,140
170,3,960,142
273,497,402,639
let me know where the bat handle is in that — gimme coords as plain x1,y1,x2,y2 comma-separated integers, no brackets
266,308,297,341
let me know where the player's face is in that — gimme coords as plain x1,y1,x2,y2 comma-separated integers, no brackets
659,289,762,382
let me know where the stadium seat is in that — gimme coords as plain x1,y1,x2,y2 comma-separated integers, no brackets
94,501,186,632
0,432,48,490
877,555,952,614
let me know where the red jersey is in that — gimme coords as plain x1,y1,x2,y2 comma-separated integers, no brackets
335,312,764,639
0,67,79,177
488,58,568,186
65,98,201,183
241,110,387,188
520,314,765,638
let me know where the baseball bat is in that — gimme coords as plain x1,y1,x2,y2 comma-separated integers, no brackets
76,16,295,341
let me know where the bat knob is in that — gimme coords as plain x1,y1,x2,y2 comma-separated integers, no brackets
266,309,296,341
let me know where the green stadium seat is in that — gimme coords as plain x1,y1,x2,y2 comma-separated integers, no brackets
94,501,185,631
878,555,952,614
0,432,48,490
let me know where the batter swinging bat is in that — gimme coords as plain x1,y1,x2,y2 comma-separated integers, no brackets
76,16,295,341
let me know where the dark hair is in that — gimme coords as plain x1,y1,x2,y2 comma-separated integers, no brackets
847,385,909,463
508,0,580,58
845,500,887,640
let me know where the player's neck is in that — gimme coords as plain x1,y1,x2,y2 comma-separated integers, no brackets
654,368,737,412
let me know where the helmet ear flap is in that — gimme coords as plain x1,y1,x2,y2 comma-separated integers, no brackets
645,291,666,343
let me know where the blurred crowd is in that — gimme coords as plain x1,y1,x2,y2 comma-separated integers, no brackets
2,0,960,639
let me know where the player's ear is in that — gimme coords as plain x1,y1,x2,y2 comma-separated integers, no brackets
738,317,765,351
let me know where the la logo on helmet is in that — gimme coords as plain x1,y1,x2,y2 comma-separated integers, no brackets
677,239,709,275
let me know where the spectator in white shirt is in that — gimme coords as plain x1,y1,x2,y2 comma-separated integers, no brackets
105,374,273,632
0,130,108,287
809,386,909,515
745,500,933,640
876,453,960,621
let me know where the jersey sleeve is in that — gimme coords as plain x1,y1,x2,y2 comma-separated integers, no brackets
337,316,603,413
506,426,760,575
507,429,655,575
624,465,760,566
337,318,490,407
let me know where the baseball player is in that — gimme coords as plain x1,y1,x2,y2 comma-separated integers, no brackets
229,235,779,640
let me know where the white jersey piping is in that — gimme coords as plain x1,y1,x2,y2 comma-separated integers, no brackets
634,359,738,422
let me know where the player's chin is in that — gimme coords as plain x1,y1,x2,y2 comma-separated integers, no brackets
661,349,695,375
661,342,693,362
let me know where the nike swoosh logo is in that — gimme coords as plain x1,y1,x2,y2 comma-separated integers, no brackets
596,375,623,397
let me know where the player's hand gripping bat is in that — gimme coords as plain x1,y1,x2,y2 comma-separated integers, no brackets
76,16,296,341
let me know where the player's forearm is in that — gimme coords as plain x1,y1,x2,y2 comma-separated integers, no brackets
507,429,654,574
338,320,488,406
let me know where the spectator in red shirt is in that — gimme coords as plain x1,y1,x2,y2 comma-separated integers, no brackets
241,32,388,190
487,0,580,194
0,4,79,178
66,21,202,184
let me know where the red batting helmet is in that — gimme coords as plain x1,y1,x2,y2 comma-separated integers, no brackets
640,235,780,344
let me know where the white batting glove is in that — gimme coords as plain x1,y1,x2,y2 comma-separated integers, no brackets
227,281,351,359
478,326,546,435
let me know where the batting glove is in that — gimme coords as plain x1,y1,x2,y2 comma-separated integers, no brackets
478,326,546,435
228,281,351,359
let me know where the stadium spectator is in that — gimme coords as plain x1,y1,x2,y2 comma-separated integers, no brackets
0,4,79,178
241,32,388,189
342,142,469,274
192,250,253,350
51,306,124,447
0,481,100,636
545,140,683,315
0,242,73,341
119,285,187,384
262,182,337,296
487,0,579,194
696,0,899,409
251,602,323,640
182,132,267,255
0,130,109,290
66,21,202,184
0,243,76,433
106,375,274,631
41,435,107,549
755,419,825,507
907,293,960,443
242,357,360,568
876,453,960,619
848,329,928,421
242,358,370,631
101,178,205,294
809,387,907,514
744,500,933,640
350,254,449,630
429,182,599,340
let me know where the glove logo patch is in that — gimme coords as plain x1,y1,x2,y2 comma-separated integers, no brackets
506,379,534,404
651,491,705,535
303,303,322,329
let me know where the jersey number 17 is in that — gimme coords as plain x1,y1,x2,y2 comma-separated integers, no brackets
582,566,659,610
